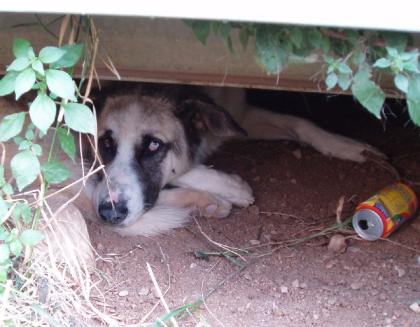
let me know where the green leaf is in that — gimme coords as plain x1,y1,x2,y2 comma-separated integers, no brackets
2,183,13,196
6,57,30,72
41,161,71,184
337,73,352,91
308,29,323,49
382,32,408,52
31,59,45,76
31,144,42,156
255,27,284,75
351,78,385,119
0,72,18,96
185,20,211,44
57,128,76,162
18,140,31,151
39,46,66,64
394,74,408,93
351,48,366,67
373,58,391,69
326,73,338,90
290,28,303,48
63,103,96,135
9,239,23,257
337,62,352,74
11,202,32,224
29,93,57,133
20,229,44,247
407,75,420,125
11,150,40,191
50,44,84,68
386,47,399,58
13,38,31,58
45,69,76,101
0,112,25,142
0,244,10,263
15,68,36,100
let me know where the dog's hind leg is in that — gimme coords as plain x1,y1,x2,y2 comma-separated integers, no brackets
171,165,255,208
239,106,385,163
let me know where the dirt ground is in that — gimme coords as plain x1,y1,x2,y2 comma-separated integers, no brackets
87,90,420,327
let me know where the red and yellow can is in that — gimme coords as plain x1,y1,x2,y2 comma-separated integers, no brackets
352,182,418,240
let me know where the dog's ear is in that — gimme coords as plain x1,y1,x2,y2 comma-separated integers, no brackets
182,99,247,139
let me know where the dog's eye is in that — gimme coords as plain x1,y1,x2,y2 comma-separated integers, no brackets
147,139,161,152
98,130,117,164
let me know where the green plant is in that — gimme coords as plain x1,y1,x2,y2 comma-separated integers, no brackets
185,21,420,125
0,38,95,290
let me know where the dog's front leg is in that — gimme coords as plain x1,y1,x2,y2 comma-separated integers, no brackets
157,188,232,218
170,165,255,208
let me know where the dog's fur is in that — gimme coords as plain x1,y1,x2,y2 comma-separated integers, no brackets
83,84,384,236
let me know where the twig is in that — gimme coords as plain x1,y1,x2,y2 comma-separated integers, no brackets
146,262,179,327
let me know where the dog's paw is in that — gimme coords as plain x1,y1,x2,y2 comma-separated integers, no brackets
222,174,255,207
192,193,232,219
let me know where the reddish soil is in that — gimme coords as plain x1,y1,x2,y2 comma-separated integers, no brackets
88,91,420,326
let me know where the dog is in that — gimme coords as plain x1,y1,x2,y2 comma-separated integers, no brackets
84,83,384,236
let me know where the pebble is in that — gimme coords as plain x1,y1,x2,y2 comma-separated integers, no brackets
248,205,260,215
118,290,129,297
394,265,406,277
350,281,363,290
249,239,261,246
190,263,197,269
325,259,337,269
313,313,319,320
137,287,149,296
347,246,360,253
292,279,300,288
410,301,420,313
291,148,302,160
280,285,288,294
327,234,347,253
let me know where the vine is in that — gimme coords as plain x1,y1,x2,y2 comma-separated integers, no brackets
0,38,96,288
185,21,420,124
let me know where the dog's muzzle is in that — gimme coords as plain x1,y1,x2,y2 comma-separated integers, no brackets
98,200,129,224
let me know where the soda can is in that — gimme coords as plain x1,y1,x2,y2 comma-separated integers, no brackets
352,182,418,240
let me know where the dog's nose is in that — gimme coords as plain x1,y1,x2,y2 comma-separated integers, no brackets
98,201,128,224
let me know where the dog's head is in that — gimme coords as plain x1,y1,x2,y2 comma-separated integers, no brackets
92,86,245,226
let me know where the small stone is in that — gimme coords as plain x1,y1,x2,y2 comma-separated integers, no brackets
394,265,406,277
291,148,302,160
300,282,307,289
385,318,392,324
280,285,288,294
327,234,347,253
243,273,252,281
249,239,261,246
292,279,299,288
410,301,420,313
350,280,363,290
118,290,128,297
138,287,149,296
96,242,104,252
347,246,360,253
325,259,337,269
313,313,319,320
190,263,197,269
152,288,160,299
248,205,260,215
